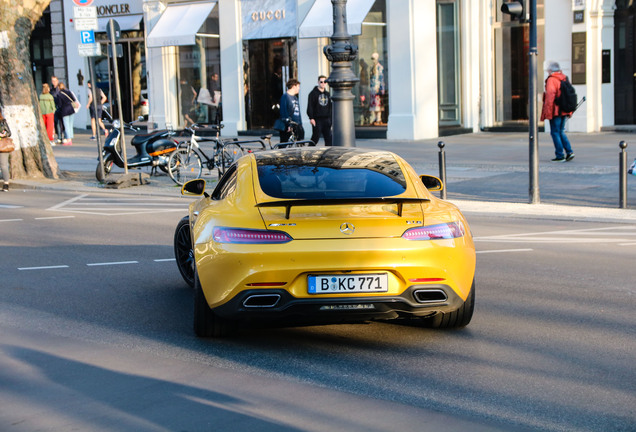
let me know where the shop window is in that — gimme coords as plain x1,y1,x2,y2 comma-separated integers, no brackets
352,0,388,127
178,13,221,127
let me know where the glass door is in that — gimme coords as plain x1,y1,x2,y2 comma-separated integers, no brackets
243,38,297,131
492,1,544,125
615,1,635,124
437,0,461,126
96,32,146,123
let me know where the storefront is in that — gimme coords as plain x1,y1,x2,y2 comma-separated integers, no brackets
138,0,625,140
61,0,145,126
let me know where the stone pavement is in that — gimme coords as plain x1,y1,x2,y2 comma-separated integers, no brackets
8,128,636,223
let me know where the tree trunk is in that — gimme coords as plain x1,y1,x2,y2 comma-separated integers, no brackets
0,0,58,179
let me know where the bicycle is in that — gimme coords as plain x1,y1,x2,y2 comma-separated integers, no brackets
168,123,245,185
275,118,316,149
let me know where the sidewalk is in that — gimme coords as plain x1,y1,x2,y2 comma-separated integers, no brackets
10,128,636,223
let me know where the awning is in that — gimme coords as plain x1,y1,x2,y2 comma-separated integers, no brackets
299,0,375,39
97,14,143,32
146,2,217,48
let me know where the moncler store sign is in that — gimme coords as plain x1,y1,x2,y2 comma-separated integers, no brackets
241,0,297,40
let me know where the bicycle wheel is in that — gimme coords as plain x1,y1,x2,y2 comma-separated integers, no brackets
168,147,203,185
218,143,244,177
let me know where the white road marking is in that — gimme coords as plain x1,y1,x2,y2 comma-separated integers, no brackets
0,219,23,222
154,258,176,262
475,225,636,244
47,194,189,216
35,216,76,220
19,265,70,270
619,243,636,246
476,248,533,254
86,261,139,267
0,204,22,208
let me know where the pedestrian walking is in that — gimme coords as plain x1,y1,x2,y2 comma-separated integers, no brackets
50,76,65,144
57,82,79,146
87,81,108,140
39,83,56,145
0,105,13,192
307,75,332,146
541,62,574,162
278,79,304,142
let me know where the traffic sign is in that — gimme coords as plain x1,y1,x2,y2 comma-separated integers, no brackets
106,19,121,42
78,43,101,57
74,17,98,31
73,6,96,18
80,30,95,44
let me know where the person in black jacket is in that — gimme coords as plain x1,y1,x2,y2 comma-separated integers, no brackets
306,76,332,146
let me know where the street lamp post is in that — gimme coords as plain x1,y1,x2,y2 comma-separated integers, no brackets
323,0,359,147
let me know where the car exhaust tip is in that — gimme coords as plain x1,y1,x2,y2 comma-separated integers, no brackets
243,294,281,308
413,289,448,303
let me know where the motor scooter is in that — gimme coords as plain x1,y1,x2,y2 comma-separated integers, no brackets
96,110,178,181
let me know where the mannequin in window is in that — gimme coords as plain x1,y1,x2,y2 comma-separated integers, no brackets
369,52,385,125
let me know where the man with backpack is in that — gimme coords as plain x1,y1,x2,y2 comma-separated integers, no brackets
541,62,575,162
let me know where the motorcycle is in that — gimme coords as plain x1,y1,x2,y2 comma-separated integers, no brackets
96,110,178,182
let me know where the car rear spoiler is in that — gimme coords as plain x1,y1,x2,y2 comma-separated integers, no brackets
256,197,430,219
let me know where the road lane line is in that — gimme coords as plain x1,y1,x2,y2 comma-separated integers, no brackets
0,219,23,222
619,242,636,246
86,261,139,267
154,258,176,262
35,216,76,220
476,248,533,254
19,265,70,270
0,204,22,208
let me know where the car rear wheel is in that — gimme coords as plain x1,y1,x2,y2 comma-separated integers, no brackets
194,271,235,337
423,280,475,329
174,216,194,288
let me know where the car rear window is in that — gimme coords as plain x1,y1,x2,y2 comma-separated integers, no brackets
255,148,407,199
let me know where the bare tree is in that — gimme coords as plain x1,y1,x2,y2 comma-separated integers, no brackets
0,0,58,179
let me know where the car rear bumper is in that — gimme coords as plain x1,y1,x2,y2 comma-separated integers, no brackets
212,284,465,322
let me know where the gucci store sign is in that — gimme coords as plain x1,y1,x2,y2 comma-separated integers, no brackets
241,0,297,40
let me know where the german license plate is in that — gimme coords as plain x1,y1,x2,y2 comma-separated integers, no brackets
308,274,388,294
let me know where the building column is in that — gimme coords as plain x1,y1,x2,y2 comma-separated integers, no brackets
386,0,438,140
587,1,615,131
218,0,245,136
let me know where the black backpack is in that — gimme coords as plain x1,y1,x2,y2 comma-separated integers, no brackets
555,77,578,112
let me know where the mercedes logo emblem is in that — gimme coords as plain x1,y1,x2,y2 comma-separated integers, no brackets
340,222,355,235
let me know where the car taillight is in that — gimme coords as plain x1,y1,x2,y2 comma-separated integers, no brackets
402,222,465,240
213,227,292,244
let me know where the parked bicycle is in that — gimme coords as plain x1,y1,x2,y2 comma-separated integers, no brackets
168,123,267,185
276,118,316,148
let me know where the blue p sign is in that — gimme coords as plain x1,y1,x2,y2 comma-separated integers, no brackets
80,30,95,44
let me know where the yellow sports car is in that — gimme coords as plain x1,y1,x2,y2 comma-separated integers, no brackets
173,147,475,337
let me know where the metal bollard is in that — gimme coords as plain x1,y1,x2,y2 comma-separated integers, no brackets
438,141,447,200
619,141,628,209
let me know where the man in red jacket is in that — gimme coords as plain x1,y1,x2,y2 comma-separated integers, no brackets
540,62,574,162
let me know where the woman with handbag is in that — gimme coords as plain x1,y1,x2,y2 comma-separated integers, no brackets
57,82,79,146
0,106,13,192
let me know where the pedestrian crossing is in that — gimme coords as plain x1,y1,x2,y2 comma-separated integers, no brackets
475,225,636,245
47,193,191,216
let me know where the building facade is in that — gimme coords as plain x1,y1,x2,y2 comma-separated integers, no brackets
43,0,634,139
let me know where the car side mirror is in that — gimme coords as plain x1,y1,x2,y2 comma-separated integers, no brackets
182,179,206,196
420,175,444,191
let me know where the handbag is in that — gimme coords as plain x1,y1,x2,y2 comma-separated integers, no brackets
0,118,11,137
273,118,286,132
0,137,15,153
62,91,81,113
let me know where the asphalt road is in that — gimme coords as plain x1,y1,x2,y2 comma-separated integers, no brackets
1,189,634,432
